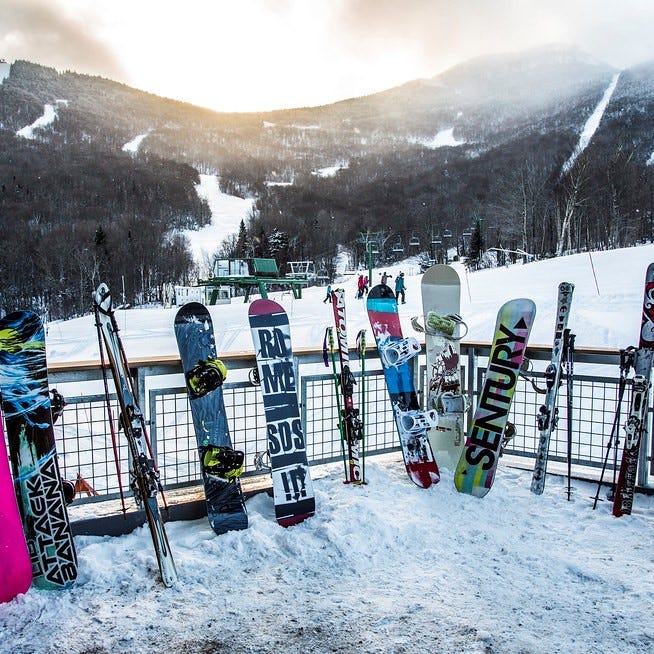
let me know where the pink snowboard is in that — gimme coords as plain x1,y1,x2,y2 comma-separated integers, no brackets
0,419,32,602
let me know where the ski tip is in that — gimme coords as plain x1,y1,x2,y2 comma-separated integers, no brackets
93,283,112,313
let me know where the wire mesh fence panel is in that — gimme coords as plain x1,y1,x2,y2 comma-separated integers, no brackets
40,344,652,508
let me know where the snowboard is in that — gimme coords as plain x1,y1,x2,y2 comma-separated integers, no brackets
420,264,467,471
454,298,536,497
248,299,315,526
0,311,77,589
367,284,440,488
174,302,248,534
0,416,33,602
613,262,654,516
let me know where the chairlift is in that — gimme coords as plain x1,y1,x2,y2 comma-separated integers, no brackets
370,243,379,254
392,237,404,253
409,235,420,247
431,229,442,245
443,229,453,238
462,229,472,238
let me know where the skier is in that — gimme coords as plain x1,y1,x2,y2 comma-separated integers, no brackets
357,275,365,299
362,275,369,295
395,272,406,304
381,271,392,286
323,284,332,303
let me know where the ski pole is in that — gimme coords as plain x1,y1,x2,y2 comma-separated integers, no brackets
357,329,367,484
592,347,634,509
94,310,127,516
564,330,575,501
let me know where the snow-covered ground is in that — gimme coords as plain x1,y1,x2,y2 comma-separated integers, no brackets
3,244,654,654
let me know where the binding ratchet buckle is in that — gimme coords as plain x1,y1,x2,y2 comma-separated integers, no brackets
380,337,421,367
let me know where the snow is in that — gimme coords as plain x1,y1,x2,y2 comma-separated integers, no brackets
409,127,465,149
2,244,651,653
561,72,620,175
122,131,150,154
183,174,255,276
7,181,654,651
312,161,349,177
16,103,58,139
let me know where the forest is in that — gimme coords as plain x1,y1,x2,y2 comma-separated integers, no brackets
2,53,654,318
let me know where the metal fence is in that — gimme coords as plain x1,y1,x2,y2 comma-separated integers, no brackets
46,342,652,520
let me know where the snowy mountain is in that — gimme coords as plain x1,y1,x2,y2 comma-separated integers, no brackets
3,46,654,321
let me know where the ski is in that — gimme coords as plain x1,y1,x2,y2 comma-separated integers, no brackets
248,298,315,526
330,288,365,484
530,282,574,494
174,302,248,535
367,283,440,488
0,413,33,601
94,284,177,587
0,311,77,590
455,298,536,497
613,262,654,516
416,263,469,471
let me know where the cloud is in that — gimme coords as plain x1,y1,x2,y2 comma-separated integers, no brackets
0,0,124,78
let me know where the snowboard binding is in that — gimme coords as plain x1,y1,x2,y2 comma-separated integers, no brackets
380,336,421,367
185,356,227,399
499,421,516,456
433,390,469,415
253,450,272,472
49,388,66,423
249,366,261,386
411,313,468,340
203,446,244,482
396,408,439,435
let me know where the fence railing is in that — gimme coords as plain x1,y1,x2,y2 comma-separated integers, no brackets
45,342,652,533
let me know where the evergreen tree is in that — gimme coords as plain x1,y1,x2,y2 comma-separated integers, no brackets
467,217,484,270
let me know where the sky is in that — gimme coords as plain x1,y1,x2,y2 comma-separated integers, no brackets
1,0,654,113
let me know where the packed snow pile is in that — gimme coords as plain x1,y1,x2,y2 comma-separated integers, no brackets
3,244,654,653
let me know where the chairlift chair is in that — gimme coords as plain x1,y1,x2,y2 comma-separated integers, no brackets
409,235,420,247
392,237,404,253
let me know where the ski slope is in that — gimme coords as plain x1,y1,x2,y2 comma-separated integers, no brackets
1,245,653,653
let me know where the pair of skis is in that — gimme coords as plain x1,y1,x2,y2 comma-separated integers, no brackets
94,284,178,588
325,288,366,485
603,263,654,516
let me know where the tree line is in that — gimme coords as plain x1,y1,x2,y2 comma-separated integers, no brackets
0,131,209,319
